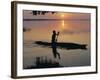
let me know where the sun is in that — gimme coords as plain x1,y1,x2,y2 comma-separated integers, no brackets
61,14,65,18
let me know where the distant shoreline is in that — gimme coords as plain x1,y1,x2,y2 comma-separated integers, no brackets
23,19,90,21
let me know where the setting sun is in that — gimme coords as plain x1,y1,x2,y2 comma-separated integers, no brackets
61,14,65,18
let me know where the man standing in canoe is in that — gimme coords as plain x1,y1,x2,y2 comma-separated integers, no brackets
51,30,60,59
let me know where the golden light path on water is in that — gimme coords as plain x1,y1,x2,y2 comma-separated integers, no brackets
61,20,65,30
59,13,67,32
60,13,70,32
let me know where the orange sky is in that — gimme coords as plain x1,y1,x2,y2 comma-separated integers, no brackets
23,10,90,20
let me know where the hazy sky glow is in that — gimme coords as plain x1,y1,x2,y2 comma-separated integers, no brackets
23,10,90,20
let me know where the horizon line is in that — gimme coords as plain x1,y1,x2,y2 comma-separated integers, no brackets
23,19,90,21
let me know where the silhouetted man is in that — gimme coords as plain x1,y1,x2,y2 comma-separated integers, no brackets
51,30,60,59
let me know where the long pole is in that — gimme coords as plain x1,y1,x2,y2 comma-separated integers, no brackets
56,31,60,42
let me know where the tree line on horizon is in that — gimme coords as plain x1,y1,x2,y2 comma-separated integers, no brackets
32,11,56,15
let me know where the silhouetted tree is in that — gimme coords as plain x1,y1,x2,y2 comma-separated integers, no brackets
32,11,56,16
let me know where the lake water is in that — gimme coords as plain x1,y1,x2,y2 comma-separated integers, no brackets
23,20,91,69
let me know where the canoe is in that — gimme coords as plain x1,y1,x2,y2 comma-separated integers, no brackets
35,41,87,50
